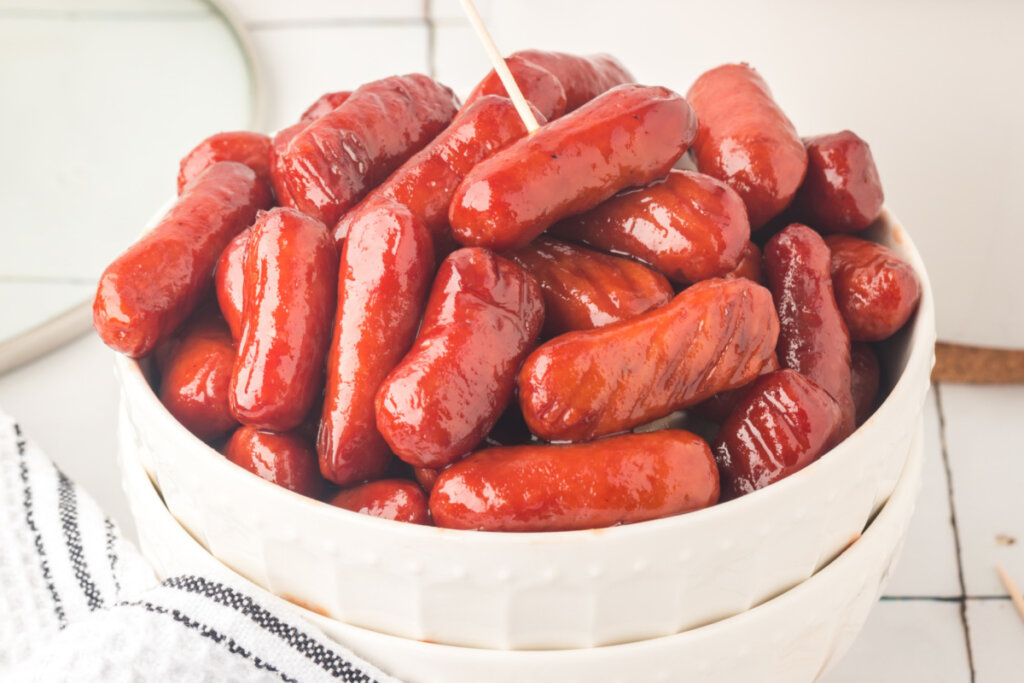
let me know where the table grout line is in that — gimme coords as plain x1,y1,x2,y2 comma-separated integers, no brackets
935,382,976,682
0,9,211,21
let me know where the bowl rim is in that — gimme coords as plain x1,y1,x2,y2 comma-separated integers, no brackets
122,400,925,657
115,205,936,545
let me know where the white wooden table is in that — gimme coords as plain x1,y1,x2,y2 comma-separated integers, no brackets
1,1,1021,680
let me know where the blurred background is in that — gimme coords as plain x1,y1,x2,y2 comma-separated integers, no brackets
2,0,1022,367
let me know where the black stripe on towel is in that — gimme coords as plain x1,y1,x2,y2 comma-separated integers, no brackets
164,575,377,682
15,422,67,628
122,599,298,683
56,470,104,610
105,517,121,597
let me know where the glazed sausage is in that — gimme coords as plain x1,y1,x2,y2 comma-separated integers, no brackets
328,479,430,524
518,277,779,442
159,310,237,441
299,90,352,122
687,63,807,229
281,74,459,226
268,123,305,209
723,242,764,284
460,55,567,121
713,369,841,499
94,162,271,357
215,228,249,341
376,248,545,469
449,84,698,251
552,169,750,284
266,93,357,207
333,95,542,257
507,236,673,337
793,131,884,233
690,351,779,423
430,430,719,532
825,234,921,342
850,342,881,425
224,425,324,498
318,199,435,486
764,224,856,437
177,132,272,195
507,50,634,112
231,207,337,432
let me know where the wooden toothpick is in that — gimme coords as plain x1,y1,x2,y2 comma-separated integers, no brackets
996,563,1024,625
458,0,540,133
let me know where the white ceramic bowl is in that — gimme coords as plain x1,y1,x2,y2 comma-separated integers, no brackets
115,207,935,650
120,406,926,683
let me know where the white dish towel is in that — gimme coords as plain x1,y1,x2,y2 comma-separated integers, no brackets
0,410,400,683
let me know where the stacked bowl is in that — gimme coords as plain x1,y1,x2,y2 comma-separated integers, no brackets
116,206,935,681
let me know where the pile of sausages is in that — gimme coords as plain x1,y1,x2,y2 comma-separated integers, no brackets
93,53,921,532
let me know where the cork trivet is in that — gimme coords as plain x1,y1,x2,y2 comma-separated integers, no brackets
932,342,1024,383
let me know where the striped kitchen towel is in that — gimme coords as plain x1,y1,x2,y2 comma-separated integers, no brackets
0,411,399,683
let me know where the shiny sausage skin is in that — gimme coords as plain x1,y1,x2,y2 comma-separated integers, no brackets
281,74,459,226
460,55,567,121
328,479,430,524
215,228,249,341
509,50,635,112
825,234,921,342
333,96,541,257
507,236,673,337
764,224,856,437
518,277,779,442
376,248,545,469
723,241,764,284
231,208,337,432
268,123,305,209
713,369,841,499
850,342,881,425
299,90,352,122
159,310,238,442
687,63,807,229
793,131,884,233
94,162,271,357
430,430,719,532
552,169,750,284
269,93,355,206
224,425,324,498
690,351,779,423
449,84,698,252
177,132,272,195
318,199,435,486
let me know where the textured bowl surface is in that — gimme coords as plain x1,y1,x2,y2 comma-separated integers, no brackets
115,207,935,649
121,413,925,683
